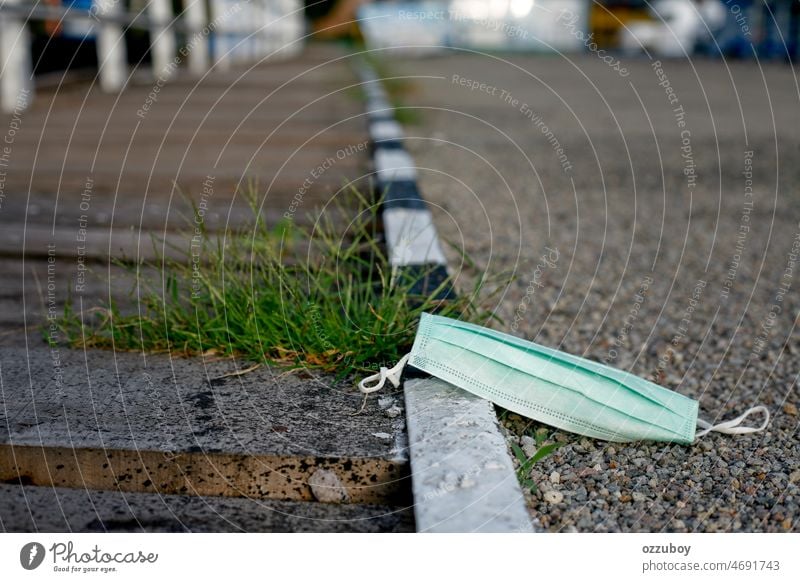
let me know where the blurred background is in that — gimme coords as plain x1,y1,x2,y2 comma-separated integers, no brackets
12,0,799,83
351,0,799,59
2,0,799,534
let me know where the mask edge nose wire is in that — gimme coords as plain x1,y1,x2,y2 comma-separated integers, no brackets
695,405,770,440
358,353,411,394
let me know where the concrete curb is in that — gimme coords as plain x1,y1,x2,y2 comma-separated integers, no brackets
356,61,533,532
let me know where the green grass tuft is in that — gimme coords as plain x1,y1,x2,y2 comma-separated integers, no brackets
52,187,498,381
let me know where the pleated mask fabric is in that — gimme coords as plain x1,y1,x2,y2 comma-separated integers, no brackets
359,313,769,445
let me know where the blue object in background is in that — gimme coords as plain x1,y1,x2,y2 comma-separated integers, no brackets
759,0,797,59
715,0,799,60
61,0,98,40
715,0,755,57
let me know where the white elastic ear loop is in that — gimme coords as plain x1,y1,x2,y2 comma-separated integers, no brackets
695,405,770,439
358,353,411,394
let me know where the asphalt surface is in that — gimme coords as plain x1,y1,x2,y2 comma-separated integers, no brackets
396,51,799,532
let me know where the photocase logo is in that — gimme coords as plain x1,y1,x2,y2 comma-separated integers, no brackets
20,542,46,570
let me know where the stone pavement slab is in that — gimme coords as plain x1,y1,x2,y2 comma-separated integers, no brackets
0,347,410,506
0,484,414,532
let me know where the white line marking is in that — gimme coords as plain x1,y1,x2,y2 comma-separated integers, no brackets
366,97,392,116
364,85,388,101
370,120,405,142
383,207,447,266
375,149,417,182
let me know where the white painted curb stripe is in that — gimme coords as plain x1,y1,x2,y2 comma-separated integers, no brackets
369,119,404,142
366,97,393,116
363,85,388,101
404,377,534,532
374,149,417,182
359,69,378,83
383,208,447,267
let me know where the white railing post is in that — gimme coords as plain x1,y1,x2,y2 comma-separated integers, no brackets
95,0,128,92
253,0,266,59
209,0,230,71
148,0,176,79
183,0,209,74
238,0,255,64
266,0,281,56
240,0,253,60
0,0,33,113
278,0,303,58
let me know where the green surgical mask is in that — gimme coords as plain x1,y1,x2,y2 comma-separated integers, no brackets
359,313,769,444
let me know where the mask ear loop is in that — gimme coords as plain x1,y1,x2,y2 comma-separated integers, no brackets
358,353,411,394
695,405,770,440
351,354,411,416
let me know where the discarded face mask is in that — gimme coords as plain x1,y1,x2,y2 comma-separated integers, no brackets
359,313,769,445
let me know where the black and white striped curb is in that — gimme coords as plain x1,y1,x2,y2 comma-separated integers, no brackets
358,65,451,298
356,61,533,533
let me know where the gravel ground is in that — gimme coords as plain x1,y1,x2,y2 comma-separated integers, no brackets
395,52,800,532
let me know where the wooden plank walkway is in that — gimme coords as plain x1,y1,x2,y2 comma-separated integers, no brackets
0,44,413,532
0,43,366,237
